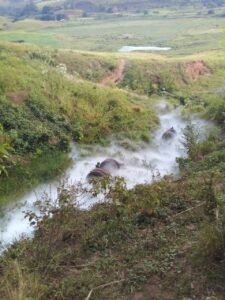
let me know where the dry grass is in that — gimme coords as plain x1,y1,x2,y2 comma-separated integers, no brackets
4,260,43,300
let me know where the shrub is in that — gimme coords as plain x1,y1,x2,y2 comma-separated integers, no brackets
206,97,225,128
0,124,14,176
195,176,225,264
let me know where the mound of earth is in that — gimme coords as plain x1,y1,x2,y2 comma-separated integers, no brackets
6,90,28,105
185,61,211,80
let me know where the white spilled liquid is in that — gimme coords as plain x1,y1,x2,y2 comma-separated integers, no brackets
118,46,171,52
0,103,211,252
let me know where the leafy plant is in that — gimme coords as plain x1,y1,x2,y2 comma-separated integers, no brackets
0,124,14,176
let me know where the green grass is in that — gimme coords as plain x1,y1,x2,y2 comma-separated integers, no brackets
0,43,159,206
0,15,225,299
0,44,158,145
1,167,225,299
0,31,61,47
116,49,225,112
0,41,223,211
0,150,71,207
0,12,223,54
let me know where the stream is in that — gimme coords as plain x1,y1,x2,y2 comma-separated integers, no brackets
0,102,211,252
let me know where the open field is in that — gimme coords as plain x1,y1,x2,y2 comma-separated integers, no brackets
0,10,224,54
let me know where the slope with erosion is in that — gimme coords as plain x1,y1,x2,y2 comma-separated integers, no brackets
118,50,225,117
0,43,158,206
58,48,225,126
101,59,127,85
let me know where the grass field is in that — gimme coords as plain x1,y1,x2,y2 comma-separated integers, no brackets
0,9,224,54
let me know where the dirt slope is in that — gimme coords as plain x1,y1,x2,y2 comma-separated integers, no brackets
101,59,127,85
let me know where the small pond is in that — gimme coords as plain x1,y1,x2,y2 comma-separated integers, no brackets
118,46,171,52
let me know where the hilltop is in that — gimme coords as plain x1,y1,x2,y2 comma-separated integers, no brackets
1,0,225,19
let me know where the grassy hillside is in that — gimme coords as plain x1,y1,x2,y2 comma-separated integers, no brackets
118,50,225,118
2,0,225,13
0,0,225,296
0,41,225,208
0,43,158,206
1,41,225,298
35,0,225,11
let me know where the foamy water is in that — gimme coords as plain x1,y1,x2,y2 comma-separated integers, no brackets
0,103,211,252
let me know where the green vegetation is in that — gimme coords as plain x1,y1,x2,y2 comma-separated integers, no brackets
1,147,225,299
0,150,70,207
0,42,225,298
54,50,117,82
1,0,225,19
0,124,14,176
120,51,225,113
0,8,224,54
0,4,225,296
0,45,157,146
0,43,158,205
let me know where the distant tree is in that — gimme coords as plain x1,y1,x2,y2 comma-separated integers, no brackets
98,5,106,12
208,9,215,14
42,5,52,15
64,0,76,9
40,14,55,21
107,7,113,13
82,11,88,18
56,13,67,21
202,0,225,8
20,1,38,17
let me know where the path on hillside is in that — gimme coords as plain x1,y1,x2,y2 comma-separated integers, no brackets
101,59,127,85
64,61,149,102
98,58,149,100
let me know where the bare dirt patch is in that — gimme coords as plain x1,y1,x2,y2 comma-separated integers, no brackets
185,61,211,80
101,59,127,85
6,90,28,105
131,276,175,300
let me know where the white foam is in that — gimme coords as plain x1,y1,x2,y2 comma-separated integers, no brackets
0,103,211,252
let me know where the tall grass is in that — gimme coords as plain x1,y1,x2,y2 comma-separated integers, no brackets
0,150,71,207
5,260,43,300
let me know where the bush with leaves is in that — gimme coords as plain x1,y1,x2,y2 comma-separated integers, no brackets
0,124,14,176
0,98,71,153
195,173,225,263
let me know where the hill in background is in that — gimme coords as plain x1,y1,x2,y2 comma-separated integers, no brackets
0,0,225,19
